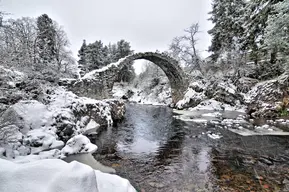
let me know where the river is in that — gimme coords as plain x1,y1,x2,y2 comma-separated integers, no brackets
91,103,289,192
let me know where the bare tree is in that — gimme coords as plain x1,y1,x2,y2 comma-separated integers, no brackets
0,17,37,67
169,23,202,74
0,15,77,78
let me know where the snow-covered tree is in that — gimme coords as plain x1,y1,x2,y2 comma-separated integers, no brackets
242,0,283,64
114,40,134,82
85,40,109,70
0,14,76,78
35,14,56,65
264,0,289,62
77,40,88,76
208,0,246,62
0,17,37,67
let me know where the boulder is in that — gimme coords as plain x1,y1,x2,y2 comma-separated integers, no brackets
176,80,207,109
246,72,289,118
235,77,259,93
205,80,243,106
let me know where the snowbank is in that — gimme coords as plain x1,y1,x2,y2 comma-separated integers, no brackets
0,158,136,192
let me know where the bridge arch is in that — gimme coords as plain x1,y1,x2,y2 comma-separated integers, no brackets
105,52,188,104
63,52,189,105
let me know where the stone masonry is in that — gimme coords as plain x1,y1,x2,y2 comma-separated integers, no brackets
60,52,189,105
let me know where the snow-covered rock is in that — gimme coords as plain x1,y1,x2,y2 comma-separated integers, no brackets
0,158,136,192
2,100,51,134
246,72,289,118
64,153,116,174
176,80,207,109
235,77,259,93
205,79,243,106
189,99,246,112
176,79,246,111
0,87,125,160
61,135,97,156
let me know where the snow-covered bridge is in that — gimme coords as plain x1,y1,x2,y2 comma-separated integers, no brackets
61,52,188,104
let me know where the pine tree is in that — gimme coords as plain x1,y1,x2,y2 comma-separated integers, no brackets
115,40,133,59
36,14,56,64
78,40,88,76
114,40,135,82
76,39,135,81
85,40,108,70
264,0,289,61
242,0,283,64
208,0,246,61
107,43,118,62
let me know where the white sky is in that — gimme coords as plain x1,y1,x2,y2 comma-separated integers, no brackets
1,0,212,74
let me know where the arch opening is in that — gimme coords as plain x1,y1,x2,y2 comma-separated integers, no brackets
108,52,188,104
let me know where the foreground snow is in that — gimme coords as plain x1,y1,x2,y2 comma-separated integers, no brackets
0,158,136,192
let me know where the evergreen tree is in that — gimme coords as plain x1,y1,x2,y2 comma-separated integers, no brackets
114,40,135,82
78,40,88,76
107,43,118,62
85,40,109,70
264,0,289,61
36,14,56,64
115,39,133,59
76,39,135,82
242,0,283,64
208,0,246,61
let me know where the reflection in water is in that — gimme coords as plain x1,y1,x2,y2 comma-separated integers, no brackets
117,137,160,155
93,104,289,192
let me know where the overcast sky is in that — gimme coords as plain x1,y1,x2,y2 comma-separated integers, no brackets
1,0,212,59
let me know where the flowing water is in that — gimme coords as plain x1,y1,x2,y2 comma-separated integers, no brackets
92,104,289,192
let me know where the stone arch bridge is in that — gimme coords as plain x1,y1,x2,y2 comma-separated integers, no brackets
60,52,189,104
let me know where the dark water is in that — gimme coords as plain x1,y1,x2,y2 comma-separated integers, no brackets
92,104,289,192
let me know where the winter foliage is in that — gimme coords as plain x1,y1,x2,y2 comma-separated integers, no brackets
0,14,77,79
207,0,288,76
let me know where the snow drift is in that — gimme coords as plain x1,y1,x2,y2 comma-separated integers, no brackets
0,158,136,192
